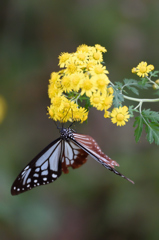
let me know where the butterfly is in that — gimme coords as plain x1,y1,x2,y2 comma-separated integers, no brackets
11,127,134,195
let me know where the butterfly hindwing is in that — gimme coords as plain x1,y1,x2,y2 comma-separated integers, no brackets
11,138,62,195
61,140,88,173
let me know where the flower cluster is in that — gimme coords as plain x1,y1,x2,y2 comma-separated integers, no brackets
48,44,130,126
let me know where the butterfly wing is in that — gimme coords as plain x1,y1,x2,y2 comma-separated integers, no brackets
61,140,88,174
72,133,134,184
11,138,62,195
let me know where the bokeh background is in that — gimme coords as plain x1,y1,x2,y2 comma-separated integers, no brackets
0,1,159,239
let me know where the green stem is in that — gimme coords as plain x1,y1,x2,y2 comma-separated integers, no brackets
123,95,159,103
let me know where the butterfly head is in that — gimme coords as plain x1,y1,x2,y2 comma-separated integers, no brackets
60,127,75,140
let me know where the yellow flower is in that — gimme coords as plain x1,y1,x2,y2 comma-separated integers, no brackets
74,51,88,66
61,76,72,92
64,61,79,75
80,75,96,97
89,64,109,76
102,94,113,111
111,106,130,126
131,67,137,74
107,87,114,94
48,83,62,98
93,74,110,94
49,72,59,83
95,44,107,53
86,61,96,70
134,61,154,78
92,51,103,62
58,52,72,68
72,107,88,123
51,95,67,111
76,44,89,53
104,111,110,118
71,73,84,92
90,92,104,110
147,64,154,72
48,44,110,123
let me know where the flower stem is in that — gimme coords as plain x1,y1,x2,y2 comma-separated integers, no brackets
123,95,159,103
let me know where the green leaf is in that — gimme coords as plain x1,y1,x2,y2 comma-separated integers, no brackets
142,109,159,123
154,90,159,96
138,79,151,89
149,70,159,78
128,105,139,117
133,115,144,143
114,81,123,90
145,122,159,145
112,86,124,108
133,109,159,145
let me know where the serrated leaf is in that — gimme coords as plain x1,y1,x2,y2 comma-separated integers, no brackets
127,86,139,95
114,81,123,89
133,116,144,142
149,70,159,78
145,122,159,145
112,87,124,108
128,105,139,117
142,109,159,123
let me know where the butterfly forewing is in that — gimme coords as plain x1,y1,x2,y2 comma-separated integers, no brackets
72,133,134,184
11,138,62,195
73,133,119,167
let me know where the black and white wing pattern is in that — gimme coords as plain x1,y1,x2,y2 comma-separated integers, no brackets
61,140,88,174
11,127,134,196
11,131,89,195
11,138,62,195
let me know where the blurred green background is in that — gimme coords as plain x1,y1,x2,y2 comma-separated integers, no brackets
0,1,159,239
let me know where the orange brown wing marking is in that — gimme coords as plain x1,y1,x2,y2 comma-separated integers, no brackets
73,133,119,168
61,141,88,174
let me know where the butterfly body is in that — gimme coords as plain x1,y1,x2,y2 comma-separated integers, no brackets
11,128,134,195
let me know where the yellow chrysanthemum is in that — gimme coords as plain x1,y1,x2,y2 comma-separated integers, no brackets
147,64,154,72
91,51,103,62
131,67,137,74
72,107,88,123
95,44,107,53
93,74,110,94
80,75,96,97
90,92,104,110
134,61,154,78
51,95,68,112
71,73,84,92
49,72,59,83
89,64,109,76
76,44,89,53
48,83,62,98
86,60,96,70
58,52,72,68
74,51,88,66
111,106,130,126
61,76,72,92
104,111,110,118
64,61,79,75
107,87,114,94
102,95,113,111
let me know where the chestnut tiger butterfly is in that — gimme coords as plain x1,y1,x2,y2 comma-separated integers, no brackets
11,127,134,195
